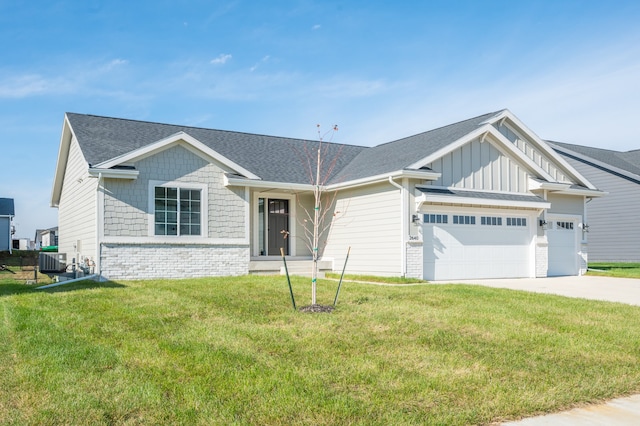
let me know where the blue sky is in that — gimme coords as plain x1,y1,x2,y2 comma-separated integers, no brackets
1,0,639,240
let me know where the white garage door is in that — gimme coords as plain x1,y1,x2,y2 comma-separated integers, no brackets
423,212,533,281
547,219,578,276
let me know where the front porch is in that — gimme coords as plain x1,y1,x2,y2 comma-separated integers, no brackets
249,257,333,277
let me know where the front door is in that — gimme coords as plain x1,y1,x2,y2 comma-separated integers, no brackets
267,199,289,255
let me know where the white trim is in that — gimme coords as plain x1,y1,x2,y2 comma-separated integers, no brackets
251,191,297,257
225,175,314,191
244,187,250,245
408,125,555,182
546,213,582,276
96,132,260,180
554,187,606,197
388,176,407,276
96,173,104,276
51,115,76,207
101,236,248,245
486,110,596,189
326,169,440,191
528,178,571,191
147,180,209,238
415,190,551,210
88,168,139,179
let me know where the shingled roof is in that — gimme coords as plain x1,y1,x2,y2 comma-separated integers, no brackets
0,198,15,216
329,111,501,183
549,141,640,178
66,113,366,185
66,110,505,186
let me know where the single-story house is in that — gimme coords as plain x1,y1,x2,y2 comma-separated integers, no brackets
549,141,639,262
0,198,15,253
51,109,604,281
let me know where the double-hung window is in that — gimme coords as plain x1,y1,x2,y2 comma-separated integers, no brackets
151,182,206,237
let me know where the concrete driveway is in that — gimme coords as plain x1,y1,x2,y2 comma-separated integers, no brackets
433,275,640,306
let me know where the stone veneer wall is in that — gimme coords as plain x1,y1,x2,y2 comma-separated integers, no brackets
579,242,588,275
535,236,548,278
405,241,423,279
100,244,249,280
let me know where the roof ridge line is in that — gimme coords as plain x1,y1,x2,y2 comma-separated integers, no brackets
65,112,367,149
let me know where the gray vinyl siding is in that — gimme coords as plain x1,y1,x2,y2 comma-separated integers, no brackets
546,193,584,216
58,137,98,262
561,156,640,262
496,122,571,183
103,145,246,239
427,137,528,192
322,182,402,276
0,217,10,251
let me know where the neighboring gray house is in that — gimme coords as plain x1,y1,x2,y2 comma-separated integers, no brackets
0,198,15,253
550,141,639,262
35,226,59,249
51,109,603,281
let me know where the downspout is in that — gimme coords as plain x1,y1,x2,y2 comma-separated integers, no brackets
96,172,103,279
389,176,407,277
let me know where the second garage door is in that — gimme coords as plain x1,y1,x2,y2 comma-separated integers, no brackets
423,212,534,281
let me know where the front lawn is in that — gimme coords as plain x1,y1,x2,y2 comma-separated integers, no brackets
2,275,640,425
588,262,640,278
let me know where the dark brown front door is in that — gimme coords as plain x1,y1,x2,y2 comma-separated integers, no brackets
268,199,289,255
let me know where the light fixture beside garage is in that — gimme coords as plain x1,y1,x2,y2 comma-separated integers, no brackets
539,219,548,229
581,223,590,232
412,214,421,224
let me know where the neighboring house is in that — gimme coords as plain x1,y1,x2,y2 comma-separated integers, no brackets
51,109,603,281
35,226,59,249
0,198,15,253
549,141,640,262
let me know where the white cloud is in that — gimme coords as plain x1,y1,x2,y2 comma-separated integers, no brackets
210,54,232,65
250,55,270,72
312,24,321,30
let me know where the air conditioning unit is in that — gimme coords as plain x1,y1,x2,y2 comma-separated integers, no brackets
39,252,67,273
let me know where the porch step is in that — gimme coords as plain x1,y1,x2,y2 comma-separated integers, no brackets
249,259,333,277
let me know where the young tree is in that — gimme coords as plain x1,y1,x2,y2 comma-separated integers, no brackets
295,124,343,306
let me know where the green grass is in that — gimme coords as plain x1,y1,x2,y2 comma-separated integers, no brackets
325,272,427,284
588,262,640,278
2,275,640,425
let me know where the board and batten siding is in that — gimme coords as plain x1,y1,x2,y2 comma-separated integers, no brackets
103,144,246,240
322,182,402,276
426,137,528,193
560,156,640,262
496,122,571,183
58,137,98,263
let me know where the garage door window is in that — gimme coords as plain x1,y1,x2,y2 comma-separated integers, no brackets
556,221,574,230
453,215,475,225
480,216,502,226
423,214,448,224
506,217,527,227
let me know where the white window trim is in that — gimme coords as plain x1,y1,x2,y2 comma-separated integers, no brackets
148,180,209,239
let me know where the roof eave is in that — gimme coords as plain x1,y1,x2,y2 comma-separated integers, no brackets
327,169,441,191
224,175,315,191
50,114,78,208
88,168,140,179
